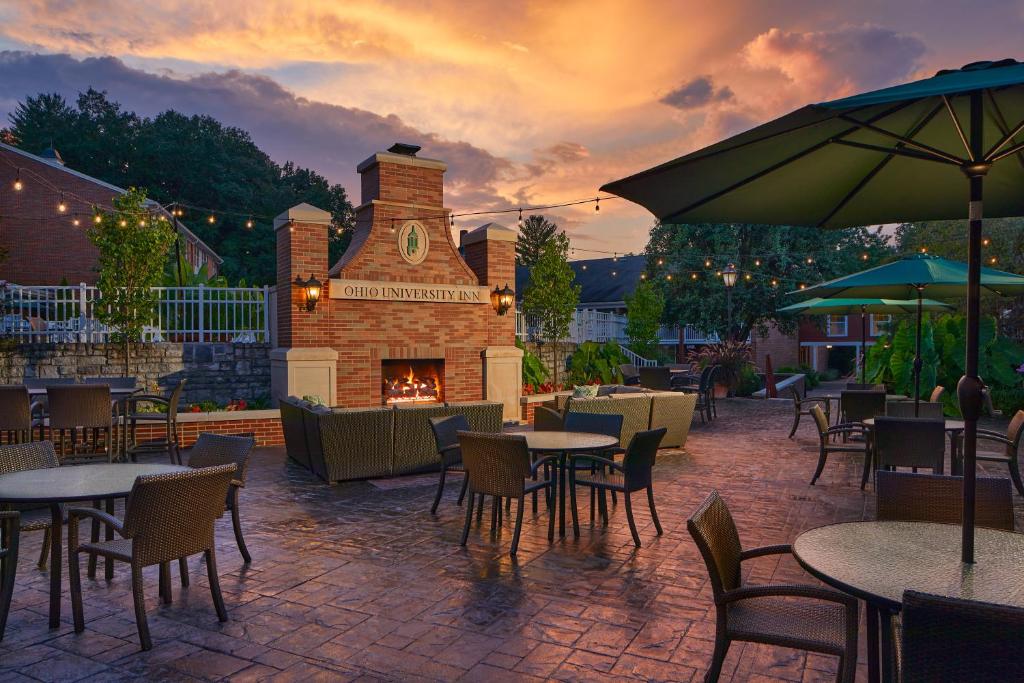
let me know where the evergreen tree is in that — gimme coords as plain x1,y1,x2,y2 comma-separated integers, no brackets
516,214,559,267
624,279,665,359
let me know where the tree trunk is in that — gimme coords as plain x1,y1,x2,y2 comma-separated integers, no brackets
123,338,130,378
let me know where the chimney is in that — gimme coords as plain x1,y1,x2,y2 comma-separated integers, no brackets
39,146,65,167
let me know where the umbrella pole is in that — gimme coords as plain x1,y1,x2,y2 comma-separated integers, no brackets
860,306,867,384
959,92,988,565
914,288,923,416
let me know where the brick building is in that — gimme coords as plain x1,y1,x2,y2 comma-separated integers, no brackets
271,143,521,419
0,141,220,285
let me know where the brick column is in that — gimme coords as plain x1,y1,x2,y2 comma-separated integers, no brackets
462,222,522,420
270,203,338,406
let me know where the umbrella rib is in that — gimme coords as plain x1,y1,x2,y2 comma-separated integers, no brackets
942,95,973,158
817,102,945,227
984,91,1024,170
831,139,958,165
836,114,967,165
989,139,1024,163
656,102,916,222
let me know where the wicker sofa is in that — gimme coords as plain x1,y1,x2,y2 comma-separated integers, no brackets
545,390,697,449
279,398,503,482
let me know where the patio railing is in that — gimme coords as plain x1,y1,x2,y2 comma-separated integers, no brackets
0,282,272,344
515,306,721,347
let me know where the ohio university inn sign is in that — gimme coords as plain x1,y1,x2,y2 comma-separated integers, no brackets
329,278,490,304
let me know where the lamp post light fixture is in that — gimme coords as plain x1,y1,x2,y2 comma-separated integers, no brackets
294,274,322,312
722,263,737,340
491,283,515,316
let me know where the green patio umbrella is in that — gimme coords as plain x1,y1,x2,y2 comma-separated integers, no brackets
777,296,954,386
795,254,1024,409
600,59,1024,562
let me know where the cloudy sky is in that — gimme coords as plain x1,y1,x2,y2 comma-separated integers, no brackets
0,0,1020,256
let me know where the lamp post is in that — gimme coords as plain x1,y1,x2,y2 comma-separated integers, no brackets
722,263,737,341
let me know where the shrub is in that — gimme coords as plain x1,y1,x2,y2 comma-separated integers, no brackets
568,341,628,385
735,365,763,397
517,338,550,388
778,364,821,388
689,340,754,395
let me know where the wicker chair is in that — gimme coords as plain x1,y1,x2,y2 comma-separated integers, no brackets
0,385,40,444
0,441,60,570
187,433,256,564
123,379,187,465
67,464,236,651
900,590,1024,682
840,389,886,427
809,405,872,489
687,491,858,682
875,471,1013,530
638,366,673,391
564,411,624,520
788,386,830,439
22,378,75,390
873,417,946,479
570,427,665,547
618,363,640,386
973,409,1024,496
47,385,115,463
885,400,943,419
533,405,565,432
456,432,556,557
678,365,715,424
846,383,885,391
428,415,470,514
928,386,945,403
84,377,137,390
0,510,18,641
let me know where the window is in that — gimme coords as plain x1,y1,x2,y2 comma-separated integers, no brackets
870,314,892,336
826,314,848,337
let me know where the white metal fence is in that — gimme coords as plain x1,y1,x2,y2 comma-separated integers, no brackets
0,282,272,343
516,307,720,347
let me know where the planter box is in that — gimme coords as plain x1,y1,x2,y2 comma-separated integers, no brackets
131,409,283,448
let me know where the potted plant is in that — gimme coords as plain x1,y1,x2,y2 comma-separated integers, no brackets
688,340,755,398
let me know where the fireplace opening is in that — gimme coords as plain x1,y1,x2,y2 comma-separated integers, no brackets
382,359,444,405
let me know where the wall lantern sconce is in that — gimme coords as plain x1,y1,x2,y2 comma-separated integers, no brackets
294,274,322,312
491,283,515,316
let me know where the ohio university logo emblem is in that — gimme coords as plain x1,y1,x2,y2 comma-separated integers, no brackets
397,220,429,265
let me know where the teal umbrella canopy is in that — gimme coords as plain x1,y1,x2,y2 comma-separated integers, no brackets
600,60,1024,228
797,254,1024,300
777,296,954,315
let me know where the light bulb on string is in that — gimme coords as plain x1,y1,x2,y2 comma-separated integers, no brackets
246,216,254,229
612,253,618,263
640,273,646,280
862,253,869,260
754,259,761,266
690,273,697,280
139,219,146,227
806,257,813,264
771,279,778,287
93,215,102,225
704,259,711,267
13,170,22,191
799,283,806,289
207,214,216,224
72,217,80,227
657,258,664,266
119,219,127,227
57,193,67,213
595,197,600,213
611,270,617,277
517,209,522,228
990,256,998,264
744,273,751,281
920,246,928,253
982,237,990,246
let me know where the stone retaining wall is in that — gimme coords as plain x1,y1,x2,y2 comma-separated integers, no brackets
0,342,271,405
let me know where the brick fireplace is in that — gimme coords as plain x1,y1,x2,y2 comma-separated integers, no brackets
271,144,522,419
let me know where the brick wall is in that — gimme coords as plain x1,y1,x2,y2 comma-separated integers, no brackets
752,323,799,371
279,149,516,408
131,413,283,448
0,342,271,404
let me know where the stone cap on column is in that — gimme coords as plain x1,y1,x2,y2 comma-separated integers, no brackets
461,222,517,246
274,202,332,231
357,151,447,174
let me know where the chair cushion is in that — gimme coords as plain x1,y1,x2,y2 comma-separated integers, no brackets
727,596,847,655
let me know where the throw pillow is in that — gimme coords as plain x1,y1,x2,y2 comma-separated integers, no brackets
572,384,599,399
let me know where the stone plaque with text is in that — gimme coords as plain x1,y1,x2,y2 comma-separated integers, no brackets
329,278,490,304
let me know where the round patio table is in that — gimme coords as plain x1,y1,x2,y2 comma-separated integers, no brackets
862,417,966,474
0,463,189,628
522,431,618,538
793,521,1024,683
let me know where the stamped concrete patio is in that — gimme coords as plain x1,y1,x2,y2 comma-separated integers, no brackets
2,399,1019,682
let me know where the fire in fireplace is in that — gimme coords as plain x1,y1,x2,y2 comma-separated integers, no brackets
381,359,444,405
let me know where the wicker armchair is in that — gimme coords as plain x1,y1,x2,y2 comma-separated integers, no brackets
428,415,470,514
68,464,236,651
875,471,1013,530
873,416,946,478
846,383,885,391
570,427,665,547
840,389,886,427
187,433,256,565
618,363,640,386
564,411,624,520
900,590,1024,682
0,510,18,641
47,385,115,463
973,409,1024,495
0,441,60,570
0,385,40,444
678,365,715,424
788,386,830,439
638,366,673,391
456,432,556,557
885,400,943,419
533,405,565,432
123,379,187,465
687,491,858,682
84,377,138,390
809,405,872,489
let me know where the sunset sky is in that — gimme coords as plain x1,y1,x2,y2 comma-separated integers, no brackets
0,1,1020,257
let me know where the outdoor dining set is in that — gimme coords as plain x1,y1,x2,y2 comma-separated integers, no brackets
0,378,256,652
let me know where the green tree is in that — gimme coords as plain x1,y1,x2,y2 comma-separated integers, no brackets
7,90,356,284
516,215,559,267
89,188,176,375
521,232,580,385
646,222,892,340
624,279,665,359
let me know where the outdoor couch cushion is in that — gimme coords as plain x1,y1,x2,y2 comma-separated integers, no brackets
317,407,395,481
566,395,651,449
649,392,697,448
279,397,310,469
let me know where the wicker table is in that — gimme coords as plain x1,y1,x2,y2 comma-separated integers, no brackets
0,463,189,628
793,521,1024,683
522,432,619,538
862,417,966,474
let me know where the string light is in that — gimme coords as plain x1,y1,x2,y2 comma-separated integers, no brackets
799,283,806,289
207,214,216,224
71,218,80,227
982,237,990,246
246,216,254,229
704,259,711,267
517,209,522,228
640,273,646,280
139,220,147,227
754,259,761,266
657,258,664,266
920,247,928,253
611,270,617,277
990,256,998,264
689,273,697,280
806,257,813,264
612,253,618,263
744,273,752,281
595,197,600,212
666,274,673,280
57,193,67,213
13,170,22,192
119,219,127,227
581,264,587,270
862,253,869,260
93,215,102,224
771,279,778,287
